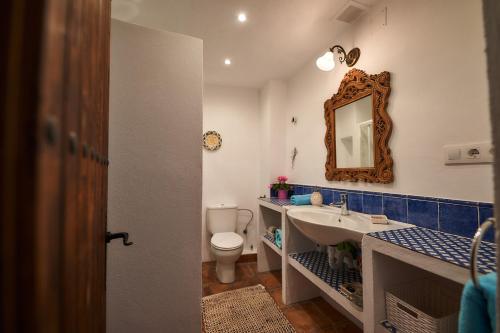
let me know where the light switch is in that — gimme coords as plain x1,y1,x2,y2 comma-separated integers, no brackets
444,142,493,165
447,147,461,161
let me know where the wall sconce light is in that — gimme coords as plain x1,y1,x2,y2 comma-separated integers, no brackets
316,45,360,71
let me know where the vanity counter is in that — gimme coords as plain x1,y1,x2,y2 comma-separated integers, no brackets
257,197,292,212
363,227,496,333
367,227,496,274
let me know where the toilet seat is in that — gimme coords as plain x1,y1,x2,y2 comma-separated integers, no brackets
211,232,243,251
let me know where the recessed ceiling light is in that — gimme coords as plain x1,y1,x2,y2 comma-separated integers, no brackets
237,12,247,22
224,58,231,65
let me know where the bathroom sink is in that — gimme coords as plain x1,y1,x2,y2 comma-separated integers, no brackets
287,207,412,245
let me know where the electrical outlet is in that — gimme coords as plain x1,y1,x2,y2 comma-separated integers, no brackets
444,142,493,165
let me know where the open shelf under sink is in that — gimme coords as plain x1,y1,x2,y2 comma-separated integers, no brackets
288,250,363,320
262,234,282,256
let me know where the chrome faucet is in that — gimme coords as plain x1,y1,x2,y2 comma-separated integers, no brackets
329,193,349,216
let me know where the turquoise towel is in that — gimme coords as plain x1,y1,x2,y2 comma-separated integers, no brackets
275,229,282,249
290,194,311,205
459,272,496,333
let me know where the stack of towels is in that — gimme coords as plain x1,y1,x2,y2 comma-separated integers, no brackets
290,194,311,206
274,229,282,249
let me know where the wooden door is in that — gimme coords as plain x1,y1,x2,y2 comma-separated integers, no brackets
1,1,111,332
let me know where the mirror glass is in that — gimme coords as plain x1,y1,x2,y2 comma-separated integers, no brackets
334,95,374,168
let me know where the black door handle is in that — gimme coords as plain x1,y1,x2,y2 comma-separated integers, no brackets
106,232,133,246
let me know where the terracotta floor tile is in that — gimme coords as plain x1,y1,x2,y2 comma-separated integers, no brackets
207,282,233,295
258,270,282,290
201,261,360,333
311,297,351,323
202,285,211,297
299,301,334,328
331,319,362,333
306,325,346,333
284,304,321,332
269,287,285,308
237,263,257,281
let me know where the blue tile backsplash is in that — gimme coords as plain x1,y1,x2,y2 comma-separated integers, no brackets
439,202,479,239
362,193,383,215
273,184,495,241
345,191,363,212
479,202,495,242
383,194,407,222
407,198,439,230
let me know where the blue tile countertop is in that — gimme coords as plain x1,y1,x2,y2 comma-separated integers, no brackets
368,227,496,274
289,251,362,292
258,197,291,206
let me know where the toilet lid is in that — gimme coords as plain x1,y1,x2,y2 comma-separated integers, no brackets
211,232,243,250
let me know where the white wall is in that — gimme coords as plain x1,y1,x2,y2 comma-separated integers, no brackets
108,20,202,332
202,84,261,261
285,0,493,202
260,80,288,194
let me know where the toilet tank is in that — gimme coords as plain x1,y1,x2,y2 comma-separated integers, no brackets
206,204,238,234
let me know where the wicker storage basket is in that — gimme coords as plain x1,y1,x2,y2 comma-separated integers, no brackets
385,279,461,333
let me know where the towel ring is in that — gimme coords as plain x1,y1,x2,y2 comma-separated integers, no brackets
470,218,495,288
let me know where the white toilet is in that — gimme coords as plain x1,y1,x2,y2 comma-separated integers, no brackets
206,204,244,283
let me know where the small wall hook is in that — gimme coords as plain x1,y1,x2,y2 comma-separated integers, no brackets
291,147,298,169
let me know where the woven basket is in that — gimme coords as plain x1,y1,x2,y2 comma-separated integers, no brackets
385,279,461,333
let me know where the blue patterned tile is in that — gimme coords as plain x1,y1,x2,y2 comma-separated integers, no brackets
439,203,478,239
363,194,383,215
259,198,291,206
289,251,362,291
264,233,280,248
346,192,363,212
368,227,496,274
479,203,494,242
383,195,407,222
407,199,438,230
320,188,334,205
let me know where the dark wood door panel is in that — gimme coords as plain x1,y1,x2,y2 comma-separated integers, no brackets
1,1,111,332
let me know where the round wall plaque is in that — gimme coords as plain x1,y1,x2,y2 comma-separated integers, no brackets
203,131,222,151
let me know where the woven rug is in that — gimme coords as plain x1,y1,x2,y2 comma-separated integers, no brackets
202,284,295,333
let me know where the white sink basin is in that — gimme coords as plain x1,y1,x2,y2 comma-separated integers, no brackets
287,206,412,245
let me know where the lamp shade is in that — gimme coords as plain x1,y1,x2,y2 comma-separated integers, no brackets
316,51,335,71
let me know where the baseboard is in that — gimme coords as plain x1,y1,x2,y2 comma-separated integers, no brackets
203,253,257,264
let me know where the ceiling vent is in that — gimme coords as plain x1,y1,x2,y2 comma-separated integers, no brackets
335,1,369,23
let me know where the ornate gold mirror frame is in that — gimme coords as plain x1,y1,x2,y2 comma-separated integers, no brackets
324,69,393,183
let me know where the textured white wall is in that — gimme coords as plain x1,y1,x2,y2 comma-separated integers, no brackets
285,0,493,202
108,20,202,332
202,84,261,261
